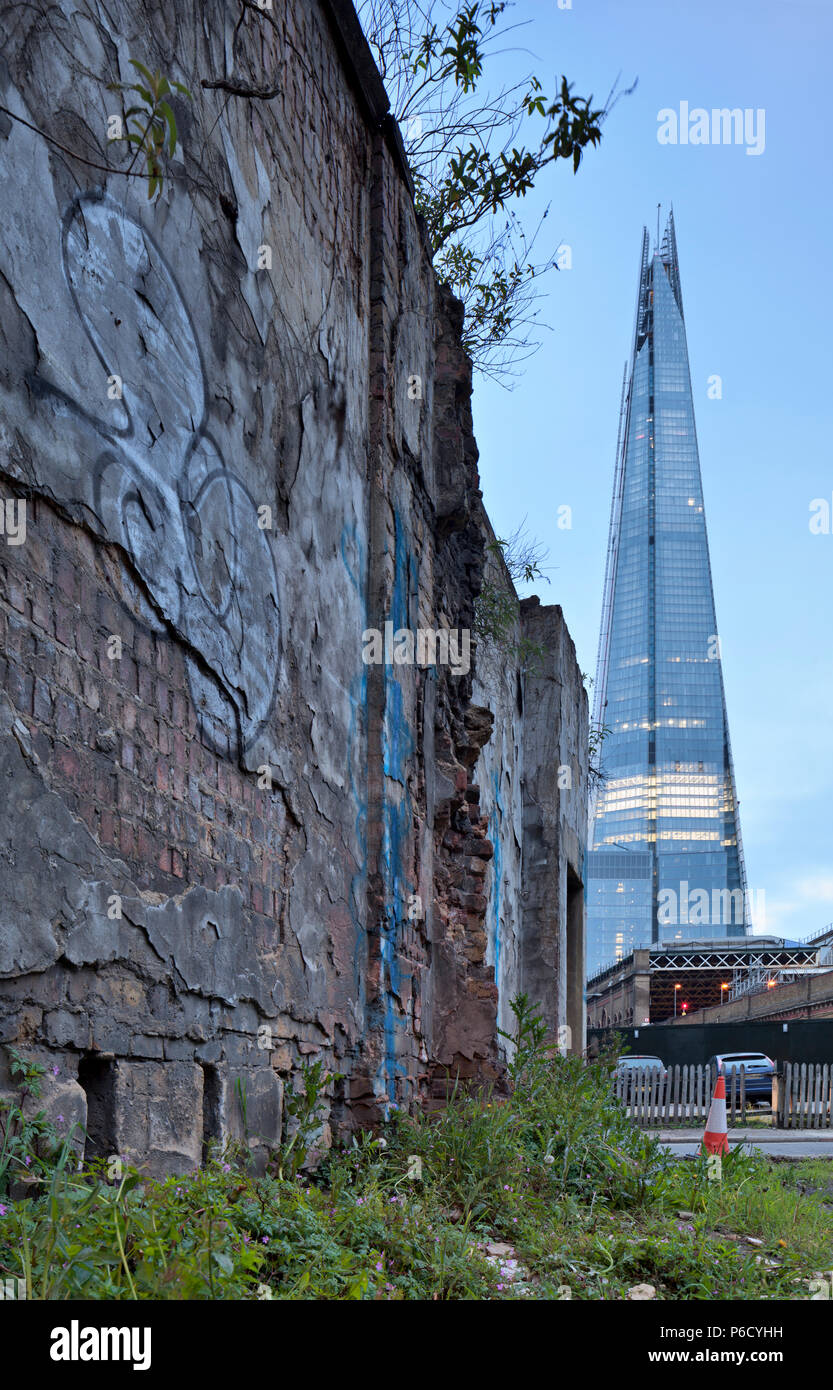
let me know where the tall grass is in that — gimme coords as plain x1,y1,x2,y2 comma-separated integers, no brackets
1,1009,831,1300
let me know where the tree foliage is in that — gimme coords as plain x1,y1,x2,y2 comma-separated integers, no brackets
358,0,635,379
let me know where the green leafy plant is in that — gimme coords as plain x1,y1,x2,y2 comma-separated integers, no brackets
0,1047,77,1199
498,991,549,1084
275,1060,343,1183
107,60,191,200
0,57,191,200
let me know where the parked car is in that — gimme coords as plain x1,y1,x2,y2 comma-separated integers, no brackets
707,1051,775,1103
614,1055,667,1092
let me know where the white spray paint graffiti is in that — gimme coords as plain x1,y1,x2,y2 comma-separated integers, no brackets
46,191,280,754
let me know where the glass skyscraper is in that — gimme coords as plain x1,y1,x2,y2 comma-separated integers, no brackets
586,211,749,978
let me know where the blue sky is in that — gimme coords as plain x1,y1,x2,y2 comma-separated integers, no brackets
470,0,833,940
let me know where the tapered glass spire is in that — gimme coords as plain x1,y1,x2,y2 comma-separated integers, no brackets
586,211,749,979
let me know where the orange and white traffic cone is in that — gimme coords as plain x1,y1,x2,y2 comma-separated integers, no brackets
701,1074,730,1155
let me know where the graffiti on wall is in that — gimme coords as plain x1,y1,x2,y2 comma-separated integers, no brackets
377,512,419,1105
36,191,280,755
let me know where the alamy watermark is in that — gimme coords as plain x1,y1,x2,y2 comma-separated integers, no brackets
657,103,765,156
0,498,26,546
362,622,470,676
50,1321,151,1370
809,495,833,533
657,882,764,929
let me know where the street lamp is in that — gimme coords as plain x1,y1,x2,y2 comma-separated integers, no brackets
674,983,681,1017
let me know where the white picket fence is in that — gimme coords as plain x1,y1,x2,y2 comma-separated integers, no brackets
775,1063,833,1129
612,1063,766,1128
613,1064,714,1127
614,1062,833,1129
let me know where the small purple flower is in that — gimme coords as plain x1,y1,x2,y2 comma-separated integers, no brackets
222,1163,231,1173
56,1115,64,1124
52,1066,60,1077
375,1261,384,1271
0,1204,7,1216
24,1156,31,1167
262,1236,269,1245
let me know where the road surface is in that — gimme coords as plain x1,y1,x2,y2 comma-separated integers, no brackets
652,1130,833,1159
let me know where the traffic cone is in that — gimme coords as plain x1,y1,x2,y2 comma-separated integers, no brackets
701,1074,730,1155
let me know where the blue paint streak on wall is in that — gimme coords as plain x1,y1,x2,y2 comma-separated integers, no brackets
341,522,369,1006
488,770,504,999
580,844,587,1015
377,510,417,1108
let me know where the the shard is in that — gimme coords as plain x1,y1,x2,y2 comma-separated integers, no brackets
586,210,749,978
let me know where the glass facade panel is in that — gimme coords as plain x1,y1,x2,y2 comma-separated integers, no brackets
586,213,748,977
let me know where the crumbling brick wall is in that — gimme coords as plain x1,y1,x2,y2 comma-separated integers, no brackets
473,526,589,1060
0,0,587,1172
